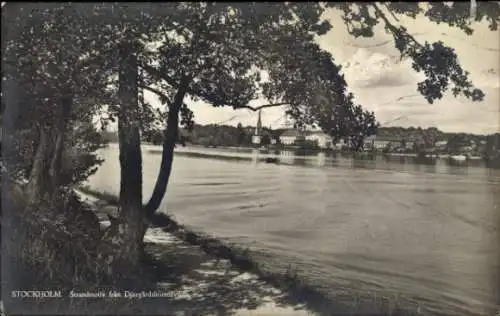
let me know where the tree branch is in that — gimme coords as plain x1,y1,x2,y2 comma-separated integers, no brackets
141,63,289,111
73,45,117,75
373,4,424,50
235,102,289,111
139,84,172,106
343,31,429,49
139,64,182,91
384,3,400,22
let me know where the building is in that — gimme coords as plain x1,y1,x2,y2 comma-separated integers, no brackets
364,135,404,150
279,128,304,145
305,131,332,149
278,128,333,149
432,140,447,153
251,110,262,145
404,139,416,150
435,140,447,148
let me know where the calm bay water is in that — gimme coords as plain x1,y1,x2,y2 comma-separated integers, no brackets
87,144,499,315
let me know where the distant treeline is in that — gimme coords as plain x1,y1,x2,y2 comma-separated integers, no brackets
101,125,500,152
378,126,500,157
377,126,490,144
102,123,283,148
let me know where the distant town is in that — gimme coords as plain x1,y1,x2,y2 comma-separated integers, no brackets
102,110,500,165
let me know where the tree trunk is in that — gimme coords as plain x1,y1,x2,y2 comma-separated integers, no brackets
144,76,191,216
49,94,72,199
26,126,55,204
25,93,72,206
105,38,146,272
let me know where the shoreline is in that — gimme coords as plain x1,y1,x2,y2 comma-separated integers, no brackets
76,187,327,315
112,142,487,161
76,188,321,316
77,186,421,316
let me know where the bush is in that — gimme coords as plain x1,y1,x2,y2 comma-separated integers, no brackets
2,185,156,314
4,187,102,290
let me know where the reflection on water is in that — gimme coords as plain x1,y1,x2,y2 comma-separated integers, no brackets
317,152,326,167
88,144,500,316
489,170,500,310
247,149,493,178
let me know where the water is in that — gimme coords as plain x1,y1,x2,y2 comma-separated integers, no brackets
87,144,500,315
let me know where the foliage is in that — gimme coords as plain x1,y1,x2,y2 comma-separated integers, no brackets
236,123,247,146
188,124,252,147
333,2,494,104
261,134,272,147
64,122,106,185
141,3,362,131
5,185,103,290
446,134,473,155
2,4,113,186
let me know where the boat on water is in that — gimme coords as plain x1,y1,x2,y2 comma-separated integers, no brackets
450,155,467,161
264,157,279,164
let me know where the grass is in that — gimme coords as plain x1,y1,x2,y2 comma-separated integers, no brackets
79,185,119,205
77,185,424,316
2,183,173,315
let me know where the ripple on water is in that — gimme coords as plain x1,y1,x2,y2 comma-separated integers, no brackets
190,182,243,186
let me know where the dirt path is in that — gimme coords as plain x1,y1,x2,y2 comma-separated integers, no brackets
77,191,315,316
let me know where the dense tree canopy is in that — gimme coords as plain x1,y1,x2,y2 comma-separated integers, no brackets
2,4,115,196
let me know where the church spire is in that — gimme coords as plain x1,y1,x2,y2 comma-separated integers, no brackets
255,110,262,136
252,110,263,146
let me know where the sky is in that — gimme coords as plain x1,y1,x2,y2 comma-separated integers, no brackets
143,4,500,135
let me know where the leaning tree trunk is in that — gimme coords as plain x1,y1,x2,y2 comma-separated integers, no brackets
144,7,209,217
48,94,72,201
26,92,72,207
144,76,191,216
104,38,146,274
26,126,56,205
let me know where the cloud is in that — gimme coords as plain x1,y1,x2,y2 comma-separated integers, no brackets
475,68,500,88
355,70,415,88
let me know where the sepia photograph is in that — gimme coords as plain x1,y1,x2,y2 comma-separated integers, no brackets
1,2,499,315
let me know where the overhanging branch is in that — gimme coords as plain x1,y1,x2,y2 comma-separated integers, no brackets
384,3,401,22
373,4,424,51
139,84,172,106
139,64,181,89
141,63,291,111
343,31,429,49
235,102,289,111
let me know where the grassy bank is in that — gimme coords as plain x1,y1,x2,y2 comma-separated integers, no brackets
78,185,420,316
2,182,175,315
